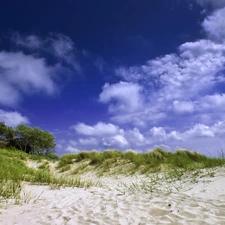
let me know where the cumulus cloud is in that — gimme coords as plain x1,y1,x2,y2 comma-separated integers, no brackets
150,127,167,138
148,120,225,146
0,109,29,127
148,120,225,152
101,135,128,148
99,82,143,113
0,51,59,106
184,123,215,138
126,128,145,146
79,137,99,146
72,122,122,137
173,100,195,114
114,36,225,128
70,122,150,150
202,8,225,41
110,109,167,127
199,94,225,111
0,32,82,107
66,119,225,154
66,146,80,153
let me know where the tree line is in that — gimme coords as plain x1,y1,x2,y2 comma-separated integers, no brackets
0,122,56,155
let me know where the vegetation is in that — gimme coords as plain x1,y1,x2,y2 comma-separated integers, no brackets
1,146,225,206
0,122,56,155
56,148,225,175
0,148,99,205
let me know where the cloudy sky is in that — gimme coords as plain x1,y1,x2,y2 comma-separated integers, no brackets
1,0,225,156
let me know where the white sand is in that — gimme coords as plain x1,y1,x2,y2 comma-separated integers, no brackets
1,168,225,225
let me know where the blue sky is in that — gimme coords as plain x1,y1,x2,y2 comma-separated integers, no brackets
1,0,225,156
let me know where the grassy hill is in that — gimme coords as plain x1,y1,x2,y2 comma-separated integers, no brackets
1,148,225,204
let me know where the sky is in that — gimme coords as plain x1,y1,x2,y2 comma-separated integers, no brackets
0,0,225,156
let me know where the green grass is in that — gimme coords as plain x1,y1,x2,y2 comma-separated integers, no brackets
56,148,225,175
0,148,96,205
1,147,225,205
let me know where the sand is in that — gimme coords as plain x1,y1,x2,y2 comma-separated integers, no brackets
1,168,225,225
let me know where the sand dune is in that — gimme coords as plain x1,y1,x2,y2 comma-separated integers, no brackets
1,168,225,225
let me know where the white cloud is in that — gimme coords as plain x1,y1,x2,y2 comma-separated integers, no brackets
0,109,29,127
179,39,225,57
200,94,225,110
11,32,81,72
115,67,144,83
148,121,225,144
210,120,225,137
99,82,143,113
150,127,166,138
110,109,166,127
70,122,149,150
101,135,128,148
184,123,215,138
66,146,80,153
202,8,225,41
148,127,183,142
69,140,78,146
114,37,225,127
67,119,225,155
72,122,122,137
126,128,145,145
0,51,59,106
168,131,184,141
173,100,195,113
146,121,225,152
79,137,99,146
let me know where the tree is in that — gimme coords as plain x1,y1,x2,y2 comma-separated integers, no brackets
0,122,14,140
14,124,32,153
0,122,7,140
0,122,56,155
15,124,56,155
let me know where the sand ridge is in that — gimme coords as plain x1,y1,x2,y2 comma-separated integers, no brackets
1,168,225,225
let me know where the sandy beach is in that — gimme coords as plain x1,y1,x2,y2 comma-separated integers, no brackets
1,167,225,225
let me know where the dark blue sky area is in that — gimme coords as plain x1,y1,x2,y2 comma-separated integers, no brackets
0,0,203,65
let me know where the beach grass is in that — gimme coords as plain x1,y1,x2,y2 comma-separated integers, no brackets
57,148,225,175
1,147,225,205
0,148,97,205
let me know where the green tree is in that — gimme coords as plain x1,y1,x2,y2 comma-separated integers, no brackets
0,122,7,140
0,122,14,140
15,124,56,155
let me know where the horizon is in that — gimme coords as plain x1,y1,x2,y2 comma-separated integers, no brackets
0,0,225,156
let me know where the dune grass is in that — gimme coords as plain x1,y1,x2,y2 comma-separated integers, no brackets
0,148,96,205
57,148,225,175
1,147,225,205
